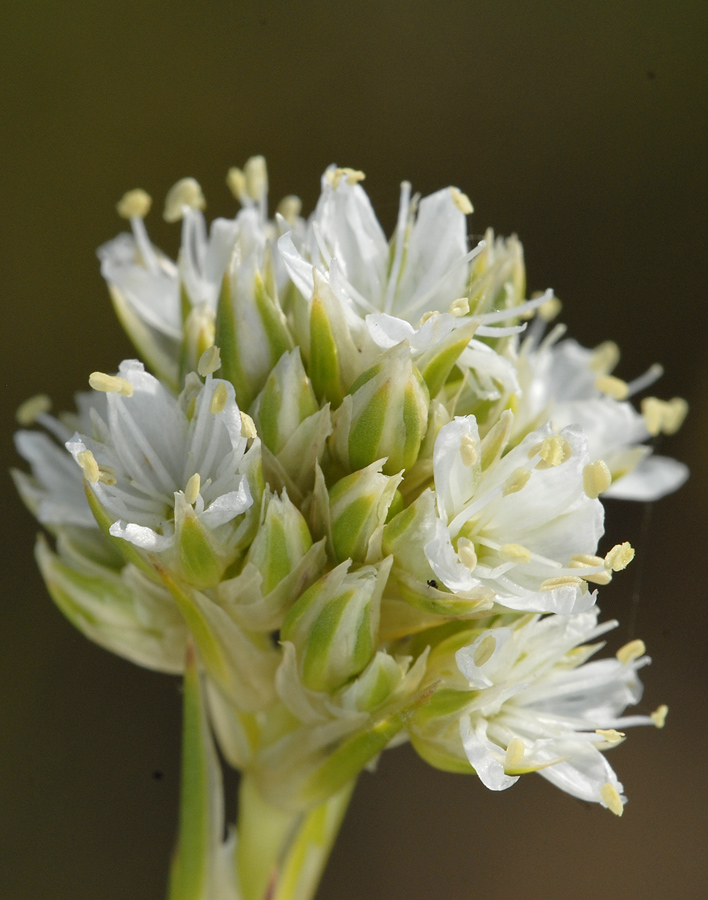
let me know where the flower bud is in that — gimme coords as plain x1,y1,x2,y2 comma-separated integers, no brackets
35,530,187,673
308,269,361,406
216,260,293,410
328,461,403,564
249,348,318,455
281,557,392,693
330,343,429,476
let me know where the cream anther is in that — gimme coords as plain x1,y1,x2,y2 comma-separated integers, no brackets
184,473,201,506
642,396,688,436
532,434,571,467
209,382,229,415
116,189,152,220
450,186,473,214
500,543,532,564
326,167,366,189
537,294,562,322
600,782,624,816
664,397,688,434
616,638,645,666
16,394,51,426
97,465,116,486
583,460,612,499
198,346,221,378
459,433,479,467
540,575,585,591
596,729,625,744
277,195,302,225
569,553,612,585
226,167,247,202
240,411,258,439
448,297,470,317
418,310,439,326
77,449,99,484
163,178,206,223
595,374,629,401
458,538,478,572
503,467,531,496
89,372,134,397
473,633,496,667
244,155,268,201
589,341,620,375
505,738,525,768
650,704,668,728
605,542,634,572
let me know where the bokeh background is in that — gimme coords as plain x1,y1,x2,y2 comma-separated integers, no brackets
1,2,707,898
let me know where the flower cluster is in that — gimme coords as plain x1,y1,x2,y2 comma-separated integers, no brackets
14,158,686,898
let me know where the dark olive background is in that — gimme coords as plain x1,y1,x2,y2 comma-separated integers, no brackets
1,2,707,898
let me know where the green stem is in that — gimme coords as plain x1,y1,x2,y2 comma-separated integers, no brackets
236,774,356,900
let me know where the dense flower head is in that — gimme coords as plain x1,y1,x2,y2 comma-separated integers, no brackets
13,156,687,839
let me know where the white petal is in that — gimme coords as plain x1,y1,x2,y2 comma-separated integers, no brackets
604,454,689,501
109,520,173,551
460,716,519,791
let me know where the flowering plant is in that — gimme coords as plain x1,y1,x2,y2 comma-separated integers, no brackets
13,157,686,900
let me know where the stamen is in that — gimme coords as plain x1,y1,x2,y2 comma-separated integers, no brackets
596,729,625,744
450,186,473,214
600,782,624,816
226,167,247,203
458,538,478,572
505,737,525,768
198,346,221,377
531,434,572,467
589,341,620,375
569,553,612,585
605,542,634,572
500,543,532,564
650,704,668,728
473,633,496,667
116,188,152,220
537,294,562,322
625,363,664,397
240,411,258,439
16,394,51,426
163,178,206,223
502,467,531,496
641,396,664,436
595,374,629,401
326,167,366,188
583,460,612,499
616,638,646,665
77,449,99,484
664,397,688,434
244,155,268,202
448,297,470,317
184,472,201,506
97,465,117,486
540,575,585,591
277,195,302,225
418,310,439,326
459,433,479,467
209,382,229,414
89,372,134,397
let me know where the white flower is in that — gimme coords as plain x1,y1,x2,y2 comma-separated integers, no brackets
278,165,548,396
513,330,688,501
455,610,659,814
66,360,253,558
424,415,605,614
99,164,298,386
13,392,107,528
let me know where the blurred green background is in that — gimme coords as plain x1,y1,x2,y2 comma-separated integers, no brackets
1,2,707,898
